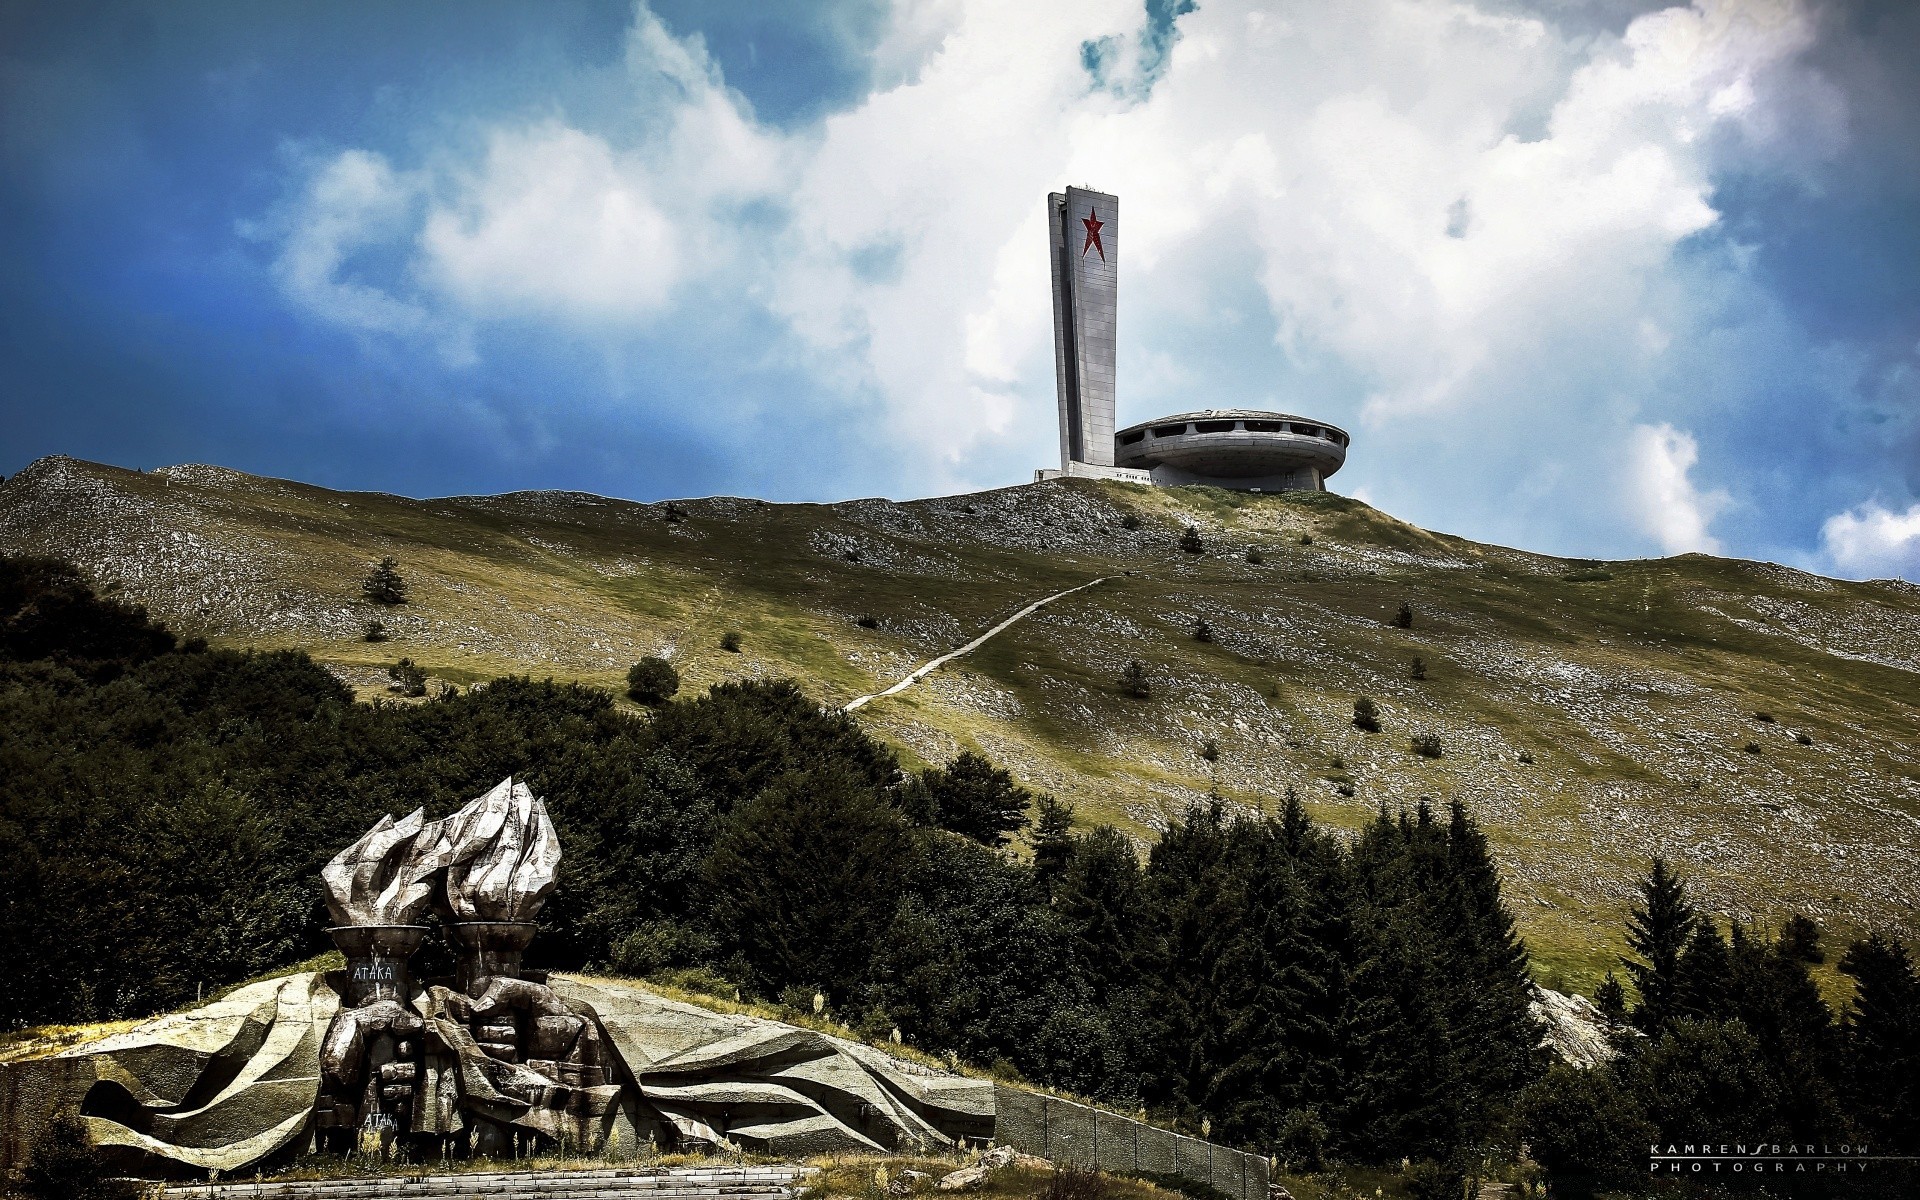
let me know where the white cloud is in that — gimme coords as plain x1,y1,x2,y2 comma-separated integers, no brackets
1819,501,1920,581
259,0,1849,539
1626,421,1729,554
267,148,429,337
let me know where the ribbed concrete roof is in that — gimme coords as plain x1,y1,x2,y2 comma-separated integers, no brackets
1118,408,1349,435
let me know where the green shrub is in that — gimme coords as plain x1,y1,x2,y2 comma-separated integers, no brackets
1179,525,1205,554
1119,659,1151,699
1120,513,1141,530
608,919,715,976
1353,696,1380,732
1401,1160,1464,1200
1743,741,1762,754
1411,733,1443,758
1795,731,1814,745
720,629,743,652
362,618,388,643
856,614,879,629
386,657,427,697
1392,601,1414,628
626,655,681,705
1245,547,1264,564
1199,737,1220,764
1192,618,1213,643
1409,655,1426,680
1753,710,1776,723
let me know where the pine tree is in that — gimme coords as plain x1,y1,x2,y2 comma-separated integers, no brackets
1672,919,1733,1022
1594,972,1627,1024
1029,795,1078,893
1838,932,1920,1145
1725,922,1843,1137
1119,658,1151,699
361,556,408,605
1780,913,1824,964
1180,525,1205,554
1135,799,1240,1123
1339,804,1456,1161
1436,798,1544,1138
1054,825,1145,1002
1623,857,1696,1033
1352,696,1381,732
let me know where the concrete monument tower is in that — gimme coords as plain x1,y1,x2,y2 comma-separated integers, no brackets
1038,185,1350,493
1047,188,1148,481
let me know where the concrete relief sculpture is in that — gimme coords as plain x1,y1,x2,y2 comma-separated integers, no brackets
0,777,1001,1179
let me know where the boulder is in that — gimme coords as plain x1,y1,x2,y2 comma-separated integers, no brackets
1529,986,1621,1068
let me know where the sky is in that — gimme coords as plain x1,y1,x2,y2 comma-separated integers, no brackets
2,0,1918,579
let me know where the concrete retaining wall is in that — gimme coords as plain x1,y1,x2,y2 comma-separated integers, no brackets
991,1085,1267,1200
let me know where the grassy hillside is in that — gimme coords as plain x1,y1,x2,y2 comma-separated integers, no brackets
4,454,1917,990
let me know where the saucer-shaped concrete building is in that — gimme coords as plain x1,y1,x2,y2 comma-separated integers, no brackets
1114,409,1348,491
1040,186,1349,493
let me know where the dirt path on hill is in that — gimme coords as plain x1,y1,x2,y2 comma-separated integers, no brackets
842,576,1116,712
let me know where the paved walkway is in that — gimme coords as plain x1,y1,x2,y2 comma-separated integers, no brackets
842,577,1116,712
156,1164,811,1200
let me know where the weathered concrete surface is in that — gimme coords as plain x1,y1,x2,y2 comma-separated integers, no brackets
5,970,1257,1188
0,972,337,1177
557,977,993,1156
988,1084,1268,1200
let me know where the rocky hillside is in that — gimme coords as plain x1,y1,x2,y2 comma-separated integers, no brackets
3,454,1917,988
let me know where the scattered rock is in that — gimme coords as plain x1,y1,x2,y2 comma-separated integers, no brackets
891,1169,932,1194
980,1145,1017,1170
936,1165,991,1192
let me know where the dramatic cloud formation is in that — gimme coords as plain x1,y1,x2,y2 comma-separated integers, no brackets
4,0,1918,575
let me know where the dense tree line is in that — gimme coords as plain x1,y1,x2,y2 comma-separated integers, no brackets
1520,858,1920,1192
15,553,1916,1185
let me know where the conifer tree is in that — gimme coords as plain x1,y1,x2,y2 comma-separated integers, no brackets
1594,972,1627,1025
1838,932,1920,1145
1436,798,1544,1136
1623,857,1696,1033
1029,795,1078,894
1135,799,1240,1122
361,556,408,605
1054,824,1146,1002
1339,804,1456,1161
1673,919,1733,1022
1724,922,1843,1136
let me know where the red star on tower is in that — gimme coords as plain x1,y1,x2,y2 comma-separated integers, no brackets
1080,208,1106,261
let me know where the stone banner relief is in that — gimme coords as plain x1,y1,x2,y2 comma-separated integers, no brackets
0,777,1265,1197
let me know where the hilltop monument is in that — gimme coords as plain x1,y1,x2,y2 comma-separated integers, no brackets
1040,187,1350,492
